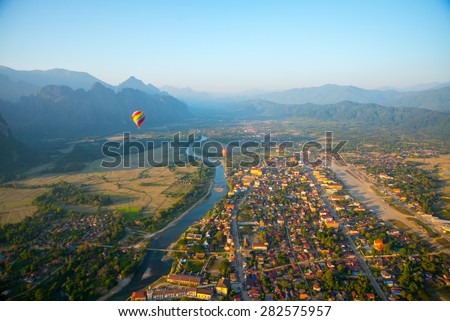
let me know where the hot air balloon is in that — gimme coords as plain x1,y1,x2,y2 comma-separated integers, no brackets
222,149,228,157
132,110,145,129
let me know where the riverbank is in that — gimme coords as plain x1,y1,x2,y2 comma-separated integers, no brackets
97,275,132,301
145,175,215,240
101,166,224,301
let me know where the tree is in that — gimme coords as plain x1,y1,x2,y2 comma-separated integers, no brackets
219,259,230,276
34,288,45,300
324,270,336,289
409,282,419,294
215,231,223,243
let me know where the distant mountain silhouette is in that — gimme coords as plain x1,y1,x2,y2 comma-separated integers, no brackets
0,74,39,102
1,66,448,112
229,99,450,138
257,84,401,106
396,82,450,92
0,66,165,102
165,83,450,112
0,65,112,91
161,86,212,103
0,83,191,139
256,84,450,112
118,76,162,95
388,86,450,112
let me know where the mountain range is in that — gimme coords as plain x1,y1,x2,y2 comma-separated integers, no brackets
0,66,192,139
256,85,450,112
2,65,449,112
0,65,169,101
0,83,190,139
163,83,450,113
228,99,450,138
0,65,111,95
0,65,448,180
0,65,449,141
118,76,162,96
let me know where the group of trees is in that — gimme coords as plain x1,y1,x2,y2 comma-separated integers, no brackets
318,269,373,300
140,166,215,232
0,182,142,300
365,160,437,215
386,254,447,300
390,164,437,214
42,145,101,174
33,181,112,207
316,229,346,257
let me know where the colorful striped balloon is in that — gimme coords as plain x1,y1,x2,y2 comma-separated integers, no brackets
131,110,145,128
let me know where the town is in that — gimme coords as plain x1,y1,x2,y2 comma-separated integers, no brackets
131,153,450,301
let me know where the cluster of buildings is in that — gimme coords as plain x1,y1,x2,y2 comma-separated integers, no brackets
0,200,151,300
0,211,130,293
132,274,231,301
227,162,380,300
350,150,450,235
133,155,449,301
230,159,447,300
351,152,428,213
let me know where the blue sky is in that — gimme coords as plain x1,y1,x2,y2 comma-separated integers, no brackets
0,0,449,92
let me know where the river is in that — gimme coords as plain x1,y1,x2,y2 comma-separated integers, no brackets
110,164,228,300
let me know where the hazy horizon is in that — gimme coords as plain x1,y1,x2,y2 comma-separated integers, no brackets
2,64,450,95
1,0,450,92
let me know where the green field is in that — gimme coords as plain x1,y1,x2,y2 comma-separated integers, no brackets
0,147,199,224
117,206,142,221
388,219,409,230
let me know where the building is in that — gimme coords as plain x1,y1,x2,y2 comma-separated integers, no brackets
251,243,268,251
313,283,321,292
216,277,231,296
251,168,263,176
373,239,385,251
325,221,339,229
186,233,202,241
299,293,309,300
326,184,343,191
320,214,334,222
196,288,214,300
149,288,196,300
242,175,253,184
226,204,235,211
381,271,391,279
330,195,349,201
195,252,206,259
131,291,148,301
167,274,202,287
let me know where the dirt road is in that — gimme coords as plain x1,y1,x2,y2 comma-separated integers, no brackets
330,164,449,254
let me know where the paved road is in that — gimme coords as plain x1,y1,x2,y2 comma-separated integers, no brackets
231,190,251,301
306,167,388,300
